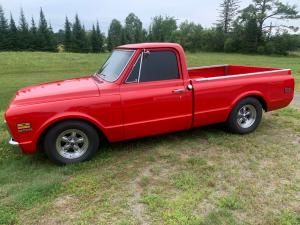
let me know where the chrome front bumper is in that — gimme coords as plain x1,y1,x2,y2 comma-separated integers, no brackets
9,137,19,146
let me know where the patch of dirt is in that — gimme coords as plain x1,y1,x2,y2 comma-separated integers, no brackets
292,92,300,110
130,166,152,225
20,195,80,225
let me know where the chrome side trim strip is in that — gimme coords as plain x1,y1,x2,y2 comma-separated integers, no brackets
188,64,229,70
194,69,291,82
9,137,19,146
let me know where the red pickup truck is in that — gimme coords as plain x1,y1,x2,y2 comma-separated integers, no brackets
5,43,294,165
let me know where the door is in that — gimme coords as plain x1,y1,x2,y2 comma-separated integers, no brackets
120,49,193,140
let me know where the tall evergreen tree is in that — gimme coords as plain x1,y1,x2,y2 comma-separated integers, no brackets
48,23,57,51
72,14,88,52
107,19,122,51
8,13,18,50
29,17,38,50
124,13,143,43
37,8,48,50
96,21,104,52
90,22,104,53
218,0,240,34
37,8,56,51
19,8,30,50
63,16,72,51
0,5,9,50
90,24,98,52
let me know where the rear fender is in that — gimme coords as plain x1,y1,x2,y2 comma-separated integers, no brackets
230,91,268,111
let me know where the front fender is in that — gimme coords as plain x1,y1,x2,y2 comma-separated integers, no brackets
32,112,108,148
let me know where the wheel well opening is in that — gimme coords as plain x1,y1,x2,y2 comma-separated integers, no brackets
249,95,268,112
37,119,108,152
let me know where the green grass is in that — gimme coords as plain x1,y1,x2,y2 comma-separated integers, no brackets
0,51,299,110
0,51,300,225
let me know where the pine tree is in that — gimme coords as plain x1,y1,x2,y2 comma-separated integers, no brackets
37,8,48,50
72,14,88,52
0,5,9,50
48,23,57,51
90,24,98,52
37,8,56,51
90,21,104,53
63,16,72,51
19,8,30,50
8,13,18,50
30,17,38,50
81,24,89,52
96,21,104,52
218,0,240,34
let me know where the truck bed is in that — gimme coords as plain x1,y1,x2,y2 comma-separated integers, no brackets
190,64,294,128
188,65,287,80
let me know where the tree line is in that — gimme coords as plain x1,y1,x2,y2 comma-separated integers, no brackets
0,0,299,55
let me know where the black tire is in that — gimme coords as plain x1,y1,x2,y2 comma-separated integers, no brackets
44,120,99,165
226,97,262,134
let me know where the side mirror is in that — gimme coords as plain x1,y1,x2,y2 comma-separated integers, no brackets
143,50,150,58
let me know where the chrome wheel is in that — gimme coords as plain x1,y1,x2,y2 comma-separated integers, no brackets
237,104,257,129
56,129,89,159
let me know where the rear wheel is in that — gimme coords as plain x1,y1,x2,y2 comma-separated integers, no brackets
226,97,262,134
44,120,99,165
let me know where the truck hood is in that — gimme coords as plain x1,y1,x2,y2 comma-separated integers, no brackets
12,76,100,106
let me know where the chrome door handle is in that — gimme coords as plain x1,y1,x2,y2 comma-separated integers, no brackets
172,89,185,94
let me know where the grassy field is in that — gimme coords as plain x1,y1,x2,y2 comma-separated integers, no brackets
0,52,299,225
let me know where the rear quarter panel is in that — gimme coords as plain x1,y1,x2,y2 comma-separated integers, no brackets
192,70,294,127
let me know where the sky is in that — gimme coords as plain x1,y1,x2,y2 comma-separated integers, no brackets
1,0,300,33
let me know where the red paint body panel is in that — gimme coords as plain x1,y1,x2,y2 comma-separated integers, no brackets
4,43,294,154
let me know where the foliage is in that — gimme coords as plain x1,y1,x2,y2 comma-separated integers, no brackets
107,19,123,51
72,14,89,53
148,16,177,42
0,5,9,50
176,21,203,52
37,8,56,52
124,13,144,44
0,2,299,55
218,0,240,34
63,17,72,52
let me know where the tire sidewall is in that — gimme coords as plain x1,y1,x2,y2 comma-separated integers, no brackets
228,97,262,134
44,121,99,165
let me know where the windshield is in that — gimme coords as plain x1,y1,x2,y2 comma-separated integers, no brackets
97,50,135,82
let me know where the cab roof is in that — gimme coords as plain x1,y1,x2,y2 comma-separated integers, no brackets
117,42,182,50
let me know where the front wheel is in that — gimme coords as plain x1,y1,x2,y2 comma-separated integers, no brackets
44,120,99,165
226,97,263,134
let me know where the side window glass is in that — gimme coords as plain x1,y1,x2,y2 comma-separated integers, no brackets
140,51,179,82
126,55,141,83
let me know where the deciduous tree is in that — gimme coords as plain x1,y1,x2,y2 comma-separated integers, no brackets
107,19,122,51
148,16,177,42
124,13,143,43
